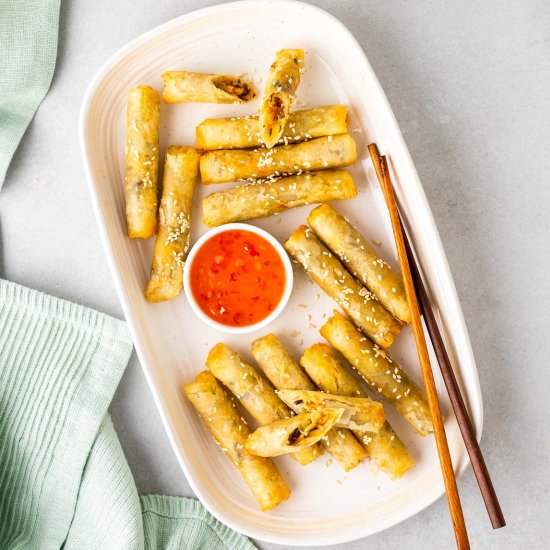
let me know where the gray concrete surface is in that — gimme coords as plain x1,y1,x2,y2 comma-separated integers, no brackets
1,1,548,548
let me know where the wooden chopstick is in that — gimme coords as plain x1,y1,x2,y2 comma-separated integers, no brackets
402,227,506,530
367,143,505,530
368,143,470,550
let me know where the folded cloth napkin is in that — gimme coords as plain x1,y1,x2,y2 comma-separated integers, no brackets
0,0,60,187
0,279,255,550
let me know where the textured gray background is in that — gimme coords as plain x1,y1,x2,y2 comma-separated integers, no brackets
1,0,548,548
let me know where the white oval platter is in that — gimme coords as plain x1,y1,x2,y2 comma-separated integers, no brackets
80,1,483,545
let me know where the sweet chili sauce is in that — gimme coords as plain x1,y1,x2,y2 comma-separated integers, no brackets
189,229,286,327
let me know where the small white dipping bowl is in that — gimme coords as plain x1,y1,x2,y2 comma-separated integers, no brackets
183,223,293,334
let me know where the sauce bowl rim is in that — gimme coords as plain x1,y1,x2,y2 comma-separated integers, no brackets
183,222,294,334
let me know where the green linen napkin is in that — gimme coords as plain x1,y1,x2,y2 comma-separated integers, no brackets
0,279,255,550
0,0,61,187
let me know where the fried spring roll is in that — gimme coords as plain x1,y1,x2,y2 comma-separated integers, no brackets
277,390,385,432
145,146,200,302
196,105,348,150
259,49,304,148
308,204,411,324
206,343,323,465
251,334,315,390
183,371,290,511
202,171,357,228
162,71,255,104
301,343,414,479
200,134,357,184
284,226,402,348
251,333,366,471
321,312,433,436
125,86,160,238
245,409,343,457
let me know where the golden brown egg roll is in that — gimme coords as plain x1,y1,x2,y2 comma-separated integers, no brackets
284,226,402,348
125,85,160,238
251,334,315,390
183,371,290,511
259,49,304,148
202,170,357,228
277,389,385,432
206,343,323,465
245,409,343,457
145,146,200,302
196,105,348,150
320,312,433,436
308,204,411,324
301,343,415,479
162,71,255,103
250,333,366,471
199,134,356,184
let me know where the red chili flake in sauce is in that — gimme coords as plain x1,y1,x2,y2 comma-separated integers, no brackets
190,229,286,327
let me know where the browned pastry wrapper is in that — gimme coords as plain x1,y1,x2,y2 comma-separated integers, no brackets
184,371,290,511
